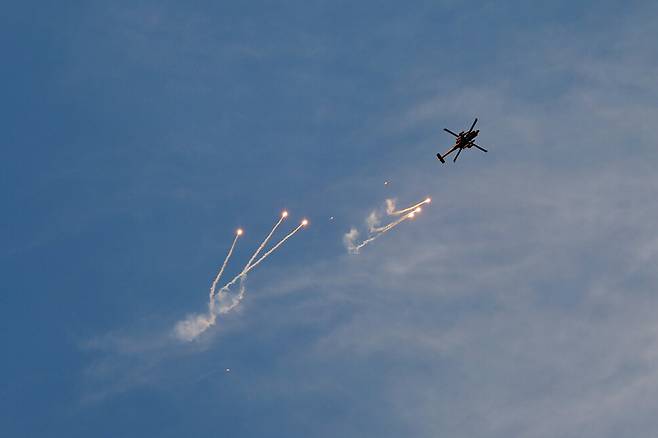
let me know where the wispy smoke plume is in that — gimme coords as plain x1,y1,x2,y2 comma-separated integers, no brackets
173,213,307,342
344,228,360,254
174,276,248,341
344,197,429,254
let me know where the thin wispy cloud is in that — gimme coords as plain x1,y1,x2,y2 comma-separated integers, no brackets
66,3,658,437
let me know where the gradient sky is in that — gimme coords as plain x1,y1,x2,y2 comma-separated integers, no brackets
3,1,658,437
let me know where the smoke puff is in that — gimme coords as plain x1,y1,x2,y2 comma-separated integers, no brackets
366,212,381,233
385,199,397,215
174,313,213,341
343,228,360,254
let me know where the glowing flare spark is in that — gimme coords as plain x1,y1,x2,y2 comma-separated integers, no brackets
175,211,309,341
387,197,432,216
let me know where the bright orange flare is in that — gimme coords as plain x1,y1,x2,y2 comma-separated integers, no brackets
282,211,289,218
301,219,309,226
388,197,430,216
236,228,243,236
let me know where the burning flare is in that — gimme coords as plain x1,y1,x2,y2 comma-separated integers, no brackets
345,197,428,254
175,212,309,341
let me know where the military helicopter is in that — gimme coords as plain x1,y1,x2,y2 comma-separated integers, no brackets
437,118,488,163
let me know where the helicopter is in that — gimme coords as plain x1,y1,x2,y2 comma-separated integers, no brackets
437,118,488,163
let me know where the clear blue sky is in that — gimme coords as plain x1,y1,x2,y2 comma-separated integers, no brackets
3,1,658,437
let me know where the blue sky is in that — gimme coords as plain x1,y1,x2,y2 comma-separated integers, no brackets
3,1,658,437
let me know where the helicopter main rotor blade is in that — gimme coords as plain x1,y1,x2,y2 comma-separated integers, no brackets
453,147,463,162
443,128,459,137
472,142,488,153
468,118,478,133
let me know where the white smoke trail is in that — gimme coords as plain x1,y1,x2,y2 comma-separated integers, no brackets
208,231,241,317
344,228,360,254
347,214,411,254
216,273,247,315
174,216,308,342
174,313,214,342
366,211,382,233
175,266,250,342
244,212,287,270
344,196,428,254
220,221,307,292
385,198,398,216
242,221,306,275
386,197,431,216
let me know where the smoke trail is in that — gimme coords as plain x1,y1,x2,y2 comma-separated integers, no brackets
344,228,360,253
344,196,428,254
386,197,431,216
174,312,214,342
216,273,247,315
220,220,307,292
207,221,307,329
208,231,241,317
366,211,382,233
177,265,250,342
243,221,306,275
348,214,410,254
244,212,287,270
174,217,308,341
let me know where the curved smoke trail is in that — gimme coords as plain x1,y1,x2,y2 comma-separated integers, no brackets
174,215,308,341
244,212,287,271
345,196,428,254
208,231,241,318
